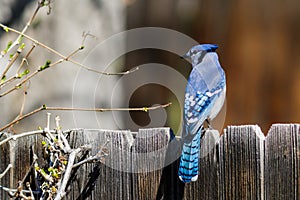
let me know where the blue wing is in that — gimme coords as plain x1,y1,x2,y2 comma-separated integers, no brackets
183,67,219,138
178,88,217,183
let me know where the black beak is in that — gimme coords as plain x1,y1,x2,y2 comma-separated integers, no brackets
180,52,189,59
180,54,189,59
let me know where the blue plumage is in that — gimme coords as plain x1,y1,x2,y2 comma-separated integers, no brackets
178,44,226,183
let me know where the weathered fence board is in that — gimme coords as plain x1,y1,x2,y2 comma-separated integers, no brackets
66,129,135,200
131,128,172,200
0,124,300,199
264,124,300,200
219,125,265,200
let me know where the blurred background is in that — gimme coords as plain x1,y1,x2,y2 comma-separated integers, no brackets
0,0,300,134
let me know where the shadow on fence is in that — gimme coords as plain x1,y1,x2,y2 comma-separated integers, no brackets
0,124,299,199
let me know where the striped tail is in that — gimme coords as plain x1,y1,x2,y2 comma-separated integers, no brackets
178,131,201,183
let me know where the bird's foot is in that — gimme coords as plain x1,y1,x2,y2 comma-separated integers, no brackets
201,119,214,139
205,119,213,130
200,129,206,139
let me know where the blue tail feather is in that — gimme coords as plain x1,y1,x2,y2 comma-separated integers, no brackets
178,130,201,183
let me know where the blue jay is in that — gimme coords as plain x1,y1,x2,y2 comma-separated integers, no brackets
178,44,226,183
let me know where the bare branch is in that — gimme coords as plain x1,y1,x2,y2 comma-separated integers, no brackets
0,185,39,196
20,149,38,184
55,116,71,153
0,103,172,132
17,44,36,73
7,89,28,131
0,45,23,80
26,182,35,200
1,1,43,57
54,147,82,200
72,140,109,168
0,129,57,146
0,69,38,97
0,164,12,179
0,41,137,98
0,23,139,76
81,31,97,46
0,44,35,89
0,105,44,132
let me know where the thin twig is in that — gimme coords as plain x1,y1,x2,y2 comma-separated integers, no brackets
55,116,71,152
72,140,109,168
35,164,54,183
0,46,79,97
2,1,42,57
0,23,139,75
26,182,35,200
8,89,28,131
46,112,51,131
71,155,99,169
20,155,38,185
0,46,22,79
0,43,34,88
0,185,39,195
19,90,27,117
0,70,38,97
0,104,43,132
0,164,12,179
54,147,82,200
0,129,57,146
42,103,172,112
0,103,172,132
17,44,35,73
0,42,136,98
0,44,36,89
81,31,97,46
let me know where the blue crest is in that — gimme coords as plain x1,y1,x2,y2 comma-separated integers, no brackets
192,44,218,52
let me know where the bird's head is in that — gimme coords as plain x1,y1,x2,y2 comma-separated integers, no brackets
181,44,218,59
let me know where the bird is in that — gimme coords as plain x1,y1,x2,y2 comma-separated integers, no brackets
178,44,226,183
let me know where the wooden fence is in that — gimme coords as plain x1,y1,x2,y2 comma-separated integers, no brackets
0,124,299,199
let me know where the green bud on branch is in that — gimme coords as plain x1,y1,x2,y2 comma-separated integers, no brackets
20,43,26,50
18,69,30,78
39,60,51,71
1,75,6,83
1,41,12,55
3,26,9,32
17,35,24,44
